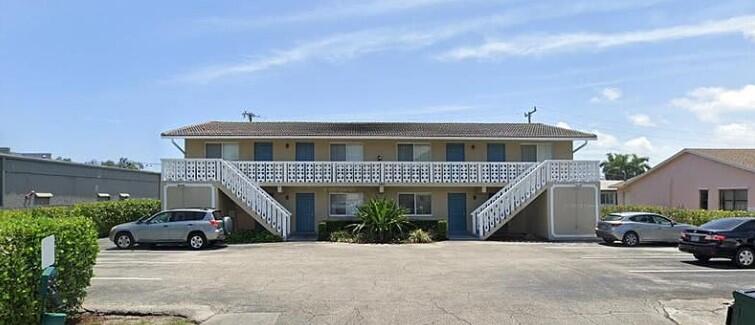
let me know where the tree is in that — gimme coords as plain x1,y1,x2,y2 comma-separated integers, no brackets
600,153,650,180
90,157,144,170
54,156,71,162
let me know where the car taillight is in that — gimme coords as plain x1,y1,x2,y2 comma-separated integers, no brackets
705,234,726,241
209,219,221,228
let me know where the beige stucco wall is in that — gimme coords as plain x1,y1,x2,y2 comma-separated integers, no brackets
267,186,492,233
618,153,755,211
501,192,549,239
184,139,573,161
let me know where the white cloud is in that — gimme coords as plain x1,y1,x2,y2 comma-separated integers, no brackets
628,114,656,127
624,136,654,154
590,87,622,102
713,123,755,146
199,0,462,27
438,15,755,60
556,122,572,129
592,130,620,149
670,84,755,122
176,1,678,83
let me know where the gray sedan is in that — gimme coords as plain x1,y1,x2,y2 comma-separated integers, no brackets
109,209,232,250
595,212,694,246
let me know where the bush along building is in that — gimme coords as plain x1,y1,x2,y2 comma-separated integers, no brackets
161,121,601,241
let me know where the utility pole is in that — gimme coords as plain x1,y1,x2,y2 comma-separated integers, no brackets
524,106,537,123
242,111,260,122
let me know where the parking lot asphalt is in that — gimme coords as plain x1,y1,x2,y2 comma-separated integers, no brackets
84,239,750,324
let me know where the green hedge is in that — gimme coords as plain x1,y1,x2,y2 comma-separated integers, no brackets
317,219,448,241
0,215,99,324
0,199,161,237
601,205,753,226
225,229,282,244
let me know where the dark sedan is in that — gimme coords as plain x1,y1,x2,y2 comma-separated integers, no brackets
679,217,755,268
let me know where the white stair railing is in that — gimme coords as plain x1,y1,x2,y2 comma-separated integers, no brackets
472,160,600,239
219,161,291,239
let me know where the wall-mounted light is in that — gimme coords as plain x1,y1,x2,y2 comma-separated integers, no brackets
473,195,477,200
471,144,475,150
285,195,289,200
285,143,290,149
377,155,383,161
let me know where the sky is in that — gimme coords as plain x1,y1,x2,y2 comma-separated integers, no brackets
2,0,755,171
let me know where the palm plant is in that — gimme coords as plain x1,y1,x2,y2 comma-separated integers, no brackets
350,197,411,243
600,153,651,180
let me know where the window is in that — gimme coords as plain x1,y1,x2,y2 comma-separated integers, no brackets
600,191,617,205
172,211,206,222
652,215,672,225
254,142,273,161
521,145,537,162
148,212,172,224
719,189,748,211
205,143,239,160
330,144,363,161
397,144,431,161
329,193,363,216
629,215,655,223
736,221,755,232
398,193,432,215
699,189,709,210
487,143,506,162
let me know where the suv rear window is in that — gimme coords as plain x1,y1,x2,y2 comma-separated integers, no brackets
212,210,224,220
700,218,747,230
173,211,207,222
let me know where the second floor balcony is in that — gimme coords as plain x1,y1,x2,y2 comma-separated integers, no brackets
162,159,600,187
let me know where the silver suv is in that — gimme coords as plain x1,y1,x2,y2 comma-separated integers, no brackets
109,209,233,250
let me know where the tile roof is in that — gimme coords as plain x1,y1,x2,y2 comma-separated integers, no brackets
161,121,597,139
686,148,755,172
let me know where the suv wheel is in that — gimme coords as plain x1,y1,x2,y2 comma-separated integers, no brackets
188,233,207,250
622,232,639,247
734,247,755,268
115,232,134,249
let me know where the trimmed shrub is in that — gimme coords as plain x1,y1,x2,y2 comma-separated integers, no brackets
601,205,753,226
434,221,448,241
407,229,433,243
317,220,355,241
225,229,282,244
329,230,361,243
0,215,99,324
0,199,161,237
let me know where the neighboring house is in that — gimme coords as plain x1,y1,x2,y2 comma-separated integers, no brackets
600,180,622,206
615,149,755,211
160,121,601,241
0,153,161,209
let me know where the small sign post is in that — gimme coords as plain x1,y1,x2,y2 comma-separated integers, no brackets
41,235,55,269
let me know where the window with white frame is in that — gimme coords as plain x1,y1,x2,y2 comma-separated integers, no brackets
398,193,432,215
329,193,364,216
205,143,239,160
397,144,431,161
330,144,363,161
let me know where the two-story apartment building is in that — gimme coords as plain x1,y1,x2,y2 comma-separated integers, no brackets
160,121,601,241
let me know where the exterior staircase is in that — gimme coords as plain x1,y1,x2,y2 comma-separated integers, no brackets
471,160,600,240
217,160,291,240
162,159,291,239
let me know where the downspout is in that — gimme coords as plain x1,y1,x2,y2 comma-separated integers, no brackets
572,140,588,154
171,139,186,155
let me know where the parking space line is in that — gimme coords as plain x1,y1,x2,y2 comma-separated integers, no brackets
96,261,202,265
92,277,163,281
580,255,690,259
629,269,755,273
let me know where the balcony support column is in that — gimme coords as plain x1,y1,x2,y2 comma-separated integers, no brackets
277,185,283,193
379,185,384,193
481,186,487,193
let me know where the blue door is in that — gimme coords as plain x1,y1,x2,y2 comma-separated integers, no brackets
448,193,467,234
295,193,315,233
296,143,315,161
487,143,506,162
254,142,273,161
446,143,465,161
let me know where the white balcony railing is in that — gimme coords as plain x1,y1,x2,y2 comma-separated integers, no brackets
162,159,539,186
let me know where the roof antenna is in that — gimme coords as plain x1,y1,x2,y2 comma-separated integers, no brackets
242,111,260,122
524,106,537,124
